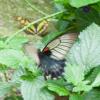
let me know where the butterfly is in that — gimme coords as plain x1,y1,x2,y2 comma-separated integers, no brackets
24,33,78,79
15,16,48,36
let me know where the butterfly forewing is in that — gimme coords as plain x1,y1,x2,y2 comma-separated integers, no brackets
43,33,78,60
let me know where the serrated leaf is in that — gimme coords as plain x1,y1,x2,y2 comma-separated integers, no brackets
21,76,54,100
47,82,69,96
73,81,92,92
64,64,84,85
69,0,100,8
0,49,26,68
91,72,100,87
68,23,100,73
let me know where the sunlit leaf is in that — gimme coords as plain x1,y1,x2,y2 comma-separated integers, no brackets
69,0,100,8
73,81,92,92
47,81,69,96
8,35,28,49
21,76,54,100
64,64,84,85
68,23,100,73
0,49,26,68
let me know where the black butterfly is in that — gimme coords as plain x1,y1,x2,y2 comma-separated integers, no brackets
24,33,78,79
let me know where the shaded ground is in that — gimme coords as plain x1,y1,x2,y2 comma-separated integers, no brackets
0,0,54,36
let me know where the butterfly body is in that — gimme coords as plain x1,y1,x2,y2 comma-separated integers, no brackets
38,49,65,78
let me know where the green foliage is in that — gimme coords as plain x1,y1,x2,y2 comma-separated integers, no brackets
69,0,100,8
46,79,69,96
91,72,100,87
0,49,26,68
75,7,100,31
69,94,84,100
8,35,28,49
54,0,100,8
21,76,54,100
0,0,100,100
83,89,100,100
64,64,92,92
64,64,84,86
67,23,100,73
0,82,14,97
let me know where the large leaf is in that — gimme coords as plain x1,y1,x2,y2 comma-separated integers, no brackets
69,0,100,8
64,64,84,85
47,80,69,96
21,76,54,100
0,49,26,68
67,23,100,73
64,64,92,92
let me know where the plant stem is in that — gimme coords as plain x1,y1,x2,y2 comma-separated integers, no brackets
5,10,65,44
24,0,48,16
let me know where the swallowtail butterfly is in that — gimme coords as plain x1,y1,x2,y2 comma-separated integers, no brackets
15,16,48,36
24,33,78,79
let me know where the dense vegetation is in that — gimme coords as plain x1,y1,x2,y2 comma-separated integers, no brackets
0,0,100,100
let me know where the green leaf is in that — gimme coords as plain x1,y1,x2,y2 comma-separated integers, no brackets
0,82,13,97
68,23,100,73
75,7,100,31
64,64,84,85
54,0,69,5
0,49,26,68
47,81,69,96
69,0,100,8
64,64,92,92
8,35,28,49
86,67,100,82
69,94,84,100
91,72,100,87
11,68,25,83
21,76,54,100
83,89,100,100
0,40,6,49
73,81,92,92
